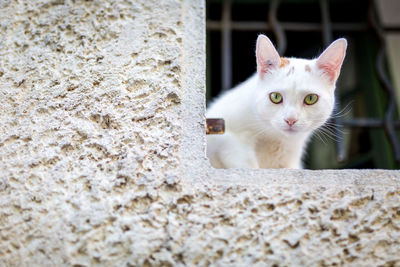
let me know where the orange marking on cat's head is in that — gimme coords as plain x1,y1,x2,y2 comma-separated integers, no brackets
279,57,290,68
305,65,311,72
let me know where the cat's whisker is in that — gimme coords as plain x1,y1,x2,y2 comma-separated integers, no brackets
323,121,349,134
331,101,353,117
315,130,335,143
308,118,347,134
317,127,344,141
331,101,354,118
322,124,346,135
319,124,341,135
313,130,328,145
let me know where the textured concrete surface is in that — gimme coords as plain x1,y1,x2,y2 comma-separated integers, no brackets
0,0,400,266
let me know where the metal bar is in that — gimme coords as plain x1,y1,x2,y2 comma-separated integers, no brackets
382,26,400,32
320,0,333,45
269,0,286,55
369,4,400,162
320,0,346,162
341,119,400,128
221,0,232,92
207,21,368,32
377,49,400,162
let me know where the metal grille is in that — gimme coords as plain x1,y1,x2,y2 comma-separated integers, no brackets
206,0,400,167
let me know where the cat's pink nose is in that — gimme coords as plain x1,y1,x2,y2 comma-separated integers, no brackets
285,118,297,126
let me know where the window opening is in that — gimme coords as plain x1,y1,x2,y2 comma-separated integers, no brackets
206,0,400,169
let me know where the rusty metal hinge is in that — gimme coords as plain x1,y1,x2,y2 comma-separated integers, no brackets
206,118,225,135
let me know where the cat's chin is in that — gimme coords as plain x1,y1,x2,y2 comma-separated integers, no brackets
281,128,302,135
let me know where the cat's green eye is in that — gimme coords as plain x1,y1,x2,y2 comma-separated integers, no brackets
269,92,283,104
304,94,319,105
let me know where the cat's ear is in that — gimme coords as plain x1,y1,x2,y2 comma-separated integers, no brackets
256,35,281,78
316,38,347,83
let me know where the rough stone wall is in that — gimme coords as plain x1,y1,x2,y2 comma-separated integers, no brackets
0,0,183,265
0,0,399,266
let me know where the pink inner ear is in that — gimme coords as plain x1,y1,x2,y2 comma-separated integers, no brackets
317,60,341,83
257,59,276,74
317,38,347,83
256,35,280,78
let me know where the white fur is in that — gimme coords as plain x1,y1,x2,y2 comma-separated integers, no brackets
206,35,347,169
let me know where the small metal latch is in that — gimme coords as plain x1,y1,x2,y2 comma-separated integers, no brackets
206,118,225,135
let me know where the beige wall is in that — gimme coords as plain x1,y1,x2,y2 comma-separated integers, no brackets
0,0,399,266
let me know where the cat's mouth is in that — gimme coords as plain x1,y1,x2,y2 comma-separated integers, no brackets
282,127,301,134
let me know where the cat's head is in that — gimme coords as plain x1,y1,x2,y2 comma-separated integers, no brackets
253,34,347,137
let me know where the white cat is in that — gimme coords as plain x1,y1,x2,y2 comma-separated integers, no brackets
206,34,347,169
